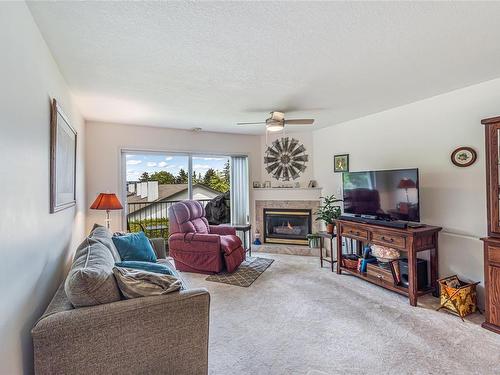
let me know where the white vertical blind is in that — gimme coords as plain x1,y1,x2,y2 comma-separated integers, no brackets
230,156,249,225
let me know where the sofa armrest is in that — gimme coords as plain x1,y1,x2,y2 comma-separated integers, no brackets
32,288,210,375
149,237,167,258
210,225,236,236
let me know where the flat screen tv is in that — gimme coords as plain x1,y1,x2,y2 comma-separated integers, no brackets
342,168,420,222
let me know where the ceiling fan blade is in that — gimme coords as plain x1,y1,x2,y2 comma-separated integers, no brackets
284,119,315,125
236,122,266,125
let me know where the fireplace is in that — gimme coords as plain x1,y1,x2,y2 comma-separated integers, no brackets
263,208,312,245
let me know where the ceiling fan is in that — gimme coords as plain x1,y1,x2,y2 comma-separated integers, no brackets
237,111,314,132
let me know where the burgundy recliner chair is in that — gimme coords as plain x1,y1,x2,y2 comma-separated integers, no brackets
168,200,246,274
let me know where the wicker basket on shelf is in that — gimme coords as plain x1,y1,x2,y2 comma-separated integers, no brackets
342,256,359,270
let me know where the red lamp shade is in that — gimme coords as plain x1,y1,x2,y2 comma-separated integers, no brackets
90,193,123,210
397,178,416,189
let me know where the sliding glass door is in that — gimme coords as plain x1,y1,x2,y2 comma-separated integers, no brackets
122,151,247,238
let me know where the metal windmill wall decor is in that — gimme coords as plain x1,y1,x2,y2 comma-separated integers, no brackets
264,137,308,181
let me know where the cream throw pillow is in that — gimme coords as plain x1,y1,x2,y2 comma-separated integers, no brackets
113,266,182,299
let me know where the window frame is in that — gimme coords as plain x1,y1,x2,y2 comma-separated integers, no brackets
119,148,246,229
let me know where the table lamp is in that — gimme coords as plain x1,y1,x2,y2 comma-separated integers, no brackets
397,178,416,204
90,193,123,229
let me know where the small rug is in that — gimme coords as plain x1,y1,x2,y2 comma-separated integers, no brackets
205,257,274,287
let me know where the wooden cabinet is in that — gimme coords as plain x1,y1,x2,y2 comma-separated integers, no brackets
481,116,500,334
335,219,441,306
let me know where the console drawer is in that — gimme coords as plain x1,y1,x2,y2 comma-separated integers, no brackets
366,263,394,284
371,231,406,249
488,245,500,265
341,225,368,240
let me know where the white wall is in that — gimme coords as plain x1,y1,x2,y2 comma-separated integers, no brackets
260,130,314,187
313,77,500,305
0,3,85,374
85,122,261,232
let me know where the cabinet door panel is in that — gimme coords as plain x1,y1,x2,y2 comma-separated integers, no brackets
488,265,500,326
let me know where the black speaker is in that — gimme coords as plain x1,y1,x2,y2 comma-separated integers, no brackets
399,258,428,290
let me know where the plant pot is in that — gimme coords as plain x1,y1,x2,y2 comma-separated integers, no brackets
308,237,320,249
326,223,334,234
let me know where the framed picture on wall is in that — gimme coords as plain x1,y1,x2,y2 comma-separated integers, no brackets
50,98,77,213
334,154,349,173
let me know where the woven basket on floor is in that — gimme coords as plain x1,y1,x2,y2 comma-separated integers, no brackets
437,275,480,320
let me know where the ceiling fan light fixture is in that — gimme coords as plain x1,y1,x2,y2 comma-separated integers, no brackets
266,122,284,132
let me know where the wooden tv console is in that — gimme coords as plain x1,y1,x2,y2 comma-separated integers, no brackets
335,219,442,306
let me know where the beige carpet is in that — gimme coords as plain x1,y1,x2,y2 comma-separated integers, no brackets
181,253,500,375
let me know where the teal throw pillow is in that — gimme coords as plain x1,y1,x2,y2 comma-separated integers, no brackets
115,261,174,275
112,232,157,263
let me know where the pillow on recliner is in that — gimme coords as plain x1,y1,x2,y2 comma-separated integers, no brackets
112,232,157,262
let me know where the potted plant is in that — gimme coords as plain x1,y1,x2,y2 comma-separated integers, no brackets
315,195,342,234
306,233,321,248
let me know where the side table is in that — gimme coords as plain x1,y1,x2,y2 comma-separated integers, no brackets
318,231,337,272
233,224,252,257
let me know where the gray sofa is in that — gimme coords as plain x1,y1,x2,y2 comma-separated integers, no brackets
31,229,210,375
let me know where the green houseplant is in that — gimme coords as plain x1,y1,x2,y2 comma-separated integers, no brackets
306,233,321,248
315,195,342,234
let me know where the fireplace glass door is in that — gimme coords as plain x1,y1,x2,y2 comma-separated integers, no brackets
264,209,312,245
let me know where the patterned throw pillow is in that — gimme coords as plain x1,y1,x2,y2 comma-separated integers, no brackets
113,266,182,299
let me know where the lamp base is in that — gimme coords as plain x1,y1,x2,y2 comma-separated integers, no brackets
105,209,110,230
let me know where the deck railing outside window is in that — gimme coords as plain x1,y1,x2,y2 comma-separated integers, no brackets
127,199,211,240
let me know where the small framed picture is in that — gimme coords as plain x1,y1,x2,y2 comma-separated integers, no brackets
308,180,317,188
253,181,262,188
451,147,477,167
334,154,349,173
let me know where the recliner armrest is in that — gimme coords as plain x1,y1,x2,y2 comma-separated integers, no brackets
169,232,220,243
210,225,236,236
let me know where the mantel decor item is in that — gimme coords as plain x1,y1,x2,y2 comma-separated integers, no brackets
315,195,342,234
451,146,477,167
334,154,349,172
264,137,308,181
90,193,123,229
50,98,77,213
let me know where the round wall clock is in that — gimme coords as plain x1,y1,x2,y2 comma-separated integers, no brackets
264,137,308,181
451,146,477,167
